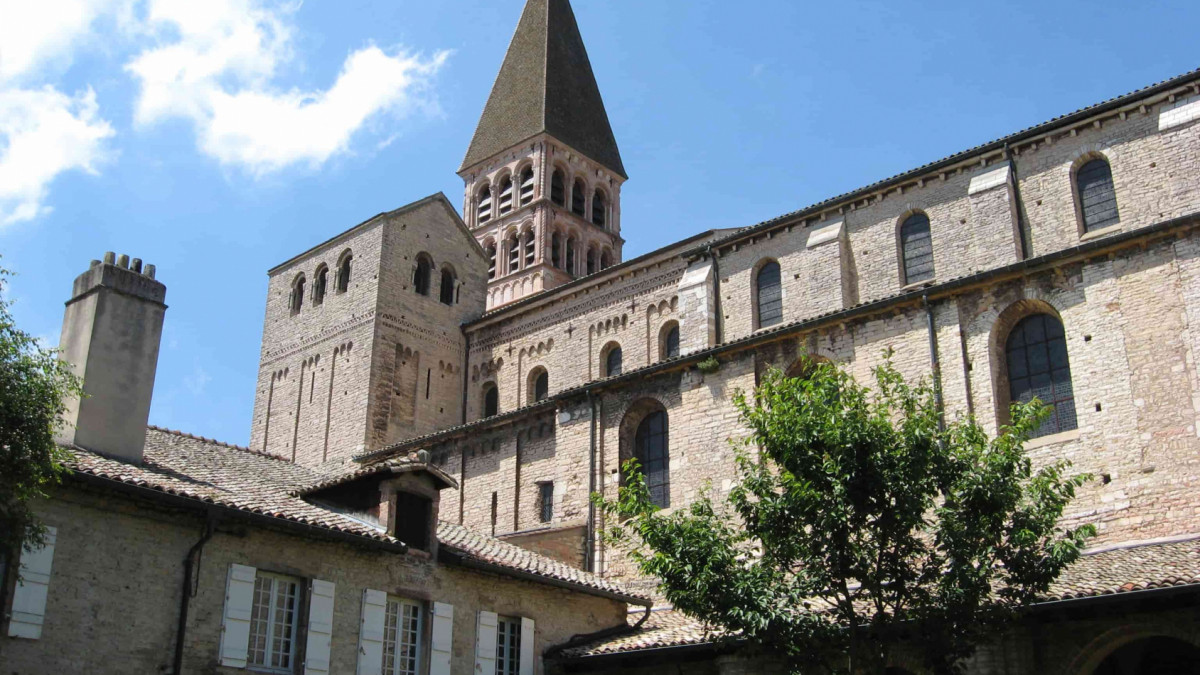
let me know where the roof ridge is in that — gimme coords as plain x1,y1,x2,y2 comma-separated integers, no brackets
146,425,291,462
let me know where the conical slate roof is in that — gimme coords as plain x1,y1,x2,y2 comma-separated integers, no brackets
460,0,626,178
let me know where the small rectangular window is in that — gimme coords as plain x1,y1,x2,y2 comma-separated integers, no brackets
248,572,301,673
394,492,432,551
495,616,522,675
384,597,424,675
538,483,553,523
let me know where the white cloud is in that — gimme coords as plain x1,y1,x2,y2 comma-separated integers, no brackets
0,0,128,82
127,0,449,174
0,86,114,226
183,362,212,396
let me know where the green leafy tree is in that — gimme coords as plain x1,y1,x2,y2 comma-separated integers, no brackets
0,265,81,563
599,355,1094,675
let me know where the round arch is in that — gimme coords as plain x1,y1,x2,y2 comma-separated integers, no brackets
658,320,680,360
1067,625,1200,675
527,366,549,405
989,298,1068,429
751,257,783,330
600,341,623,378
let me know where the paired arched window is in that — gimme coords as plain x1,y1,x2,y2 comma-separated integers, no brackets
635,410,670,508
486,243,497,280
482,383,499,418
755,261,783,328
413,254,433,296
900,213,934,285
290,275,306,315
313,265,328,306
1005,313,1077,438
551,233,562,269
661,322,680,360
477,185,493,224
524,230,536,267
1076,157,1120,233
586,248,596,276
498,176,513,215
592,189,607,227
439,267,456,306
604,344,623,377
550,169,566,206
571,179,586,217
530,368,549,403
600,250,612,270
519,166,535,206
508,235,520,273
336,251,352,293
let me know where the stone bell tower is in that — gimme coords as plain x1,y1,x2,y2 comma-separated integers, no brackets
459,0,627,310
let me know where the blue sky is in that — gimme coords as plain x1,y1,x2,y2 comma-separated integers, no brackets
1,0,1197,446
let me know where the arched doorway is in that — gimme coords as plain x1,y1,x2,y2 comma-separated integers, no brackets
1092,636,1200,675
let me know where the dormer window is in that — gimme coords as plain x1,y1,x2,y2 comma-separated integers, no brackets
394,491,433,551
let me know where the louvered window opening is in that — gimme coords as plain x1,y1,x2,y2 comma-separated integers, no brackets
586,249,596,275
336,254,352,293
534,371,548,402
414,258,432,296
600,251,611,270
566,240,576,275
484,385,499,418
606,346,623,377
498,178,513,215
508,238,520,273
538,482,554,523
592,191,606,227
313,267,327,306
524,232,535,267
1006,314,1077,438
665,325,680,359
571,181,586,217
635,411,670,509
1077,159,1120,232
248,573,299,673
900,214,934,285
495,616,522,675
478,187,492,224
519,168,535,206
756,262,783,328
383,598,423,675
551,171,566,206
487,245,497,280
551,234,562,269
440,270,455,305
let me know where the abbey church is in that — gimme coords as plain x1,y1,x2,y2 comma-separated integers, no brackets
4,1,1200,673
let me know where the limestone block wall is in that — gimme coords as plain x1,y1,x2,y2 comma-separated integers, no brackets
1,489,628,675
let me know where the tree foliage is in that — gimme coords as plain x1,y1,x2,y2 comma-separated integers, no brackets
598,355,1094,675
0,265,81,561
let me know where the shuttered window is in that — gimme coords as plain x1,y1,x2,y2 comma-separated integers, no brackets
487,245,497,280
550,171,565,206
519,168,535,206
496,616,522,675
478,187,492,224
551,234,562,269
756,261,783,328
635,411,670,508
1077,158,1120,232
383,598,423,675
498,177,513,215
571,180,586,217
900,214,934,285
592,190,607,227
1006,313,1077,438
248,572,301,673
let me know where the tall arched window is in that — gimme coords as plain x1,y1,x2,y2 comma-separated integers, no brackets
1076,158,1119,233
508,235,520,273
900,213,934,285
519,166,535,206
477,185,493,224
498,176,513,215
313,265,328,306
530,369,549,403
571,179,586,217
413,255,432,296
482,383,499,418
551,169,566,206
635,410,670,508
755,261,783,328
290,274,305,315
439,267,456,306
592,189,607,227
551,233,562,269
524,229,536,267
486,243,497,280
336,251,352,293
566,238,577,275
604,344,623,377
586,247,596,276
1006,313,1077,438
661,323,680,360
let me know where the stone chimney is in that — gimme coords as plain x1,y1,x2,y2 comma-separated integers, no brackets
56,253,167,464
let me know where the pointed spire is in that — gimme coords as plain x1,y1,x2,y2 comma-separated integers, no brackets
461,0,626,178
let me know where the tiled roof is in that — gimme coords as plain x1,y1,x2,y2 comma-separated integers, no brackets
65,427,643,602
293,452,458,496
561,537,1200,659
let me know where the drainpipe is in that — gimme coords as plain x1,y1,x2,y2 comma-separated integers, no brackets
923,294,946,431
461,331,471,425
174,512,218,674
706,245,724,345
1005,142,1031,260
585,390,598,573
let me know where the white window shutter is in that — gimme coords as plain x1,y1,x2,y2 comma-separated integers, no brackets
304,579,336,675
219,563,257,667
475,611,498,675
356,589,387,675
519,618,535,675
7,526,57,639
430,602,454,675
